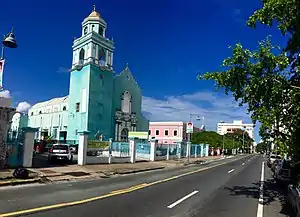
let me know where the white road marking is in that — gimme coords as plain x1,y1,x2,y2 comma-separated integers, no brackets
167,190,199,208
257,161,264,217
228,169,235,173
242,163,245,166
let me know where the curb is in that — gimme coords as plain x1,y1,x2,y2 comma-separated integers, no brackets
0,178,41,187
116,166,165,175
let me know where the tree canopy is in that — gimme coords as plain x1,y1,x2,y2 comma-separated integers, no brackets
191,130,253,151
198,0,300,161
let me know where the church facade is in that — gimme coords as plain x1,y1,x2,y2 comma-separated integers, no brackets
26,6,149,142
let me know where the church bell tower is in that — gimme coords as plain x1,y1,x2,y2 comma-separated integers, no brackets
67,5,115,140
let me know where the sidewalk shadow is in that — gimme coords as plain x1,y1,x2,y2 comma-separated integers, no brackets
224,179,294,217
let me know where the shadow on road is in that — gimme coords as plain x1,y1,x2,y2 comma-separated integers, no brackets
224,179,295,217
32,153,77,168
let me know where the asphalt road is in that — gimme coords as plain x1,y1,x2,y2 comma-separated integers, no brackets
0,154,273,217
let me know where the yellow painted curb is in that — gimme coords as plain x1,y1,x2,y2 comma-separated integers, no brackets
0,155,249,217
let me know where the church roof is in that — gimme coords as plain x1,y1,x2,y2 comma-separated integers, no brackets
31,96,69,109
83,5,105,23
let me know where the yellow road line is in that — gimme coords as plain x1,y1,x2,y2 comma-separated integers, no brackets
0,155,248,217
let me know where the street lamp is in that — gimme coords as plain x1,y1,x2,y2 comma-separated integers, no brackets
187,114,204,163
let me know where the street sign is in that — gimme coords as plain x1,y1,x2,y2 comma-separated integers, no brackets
187,122,193,133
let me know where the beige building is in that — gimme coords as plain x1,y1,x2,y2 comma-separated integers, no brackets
217,120,255,139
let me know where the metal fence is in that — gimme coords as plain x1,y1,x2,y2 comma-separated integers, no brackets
111,142,130,157
156,144,168,157
136,142,151,160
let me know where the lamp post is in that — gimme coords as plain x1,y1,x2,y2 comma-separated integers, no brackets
0,26,18,90
187,114,203,163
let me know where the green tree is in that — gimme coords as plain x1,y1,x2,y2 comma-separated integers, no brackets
255,142,270,153
198,0,300,161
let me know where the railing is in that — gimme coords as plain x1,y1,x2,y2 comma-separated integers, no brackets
156,144,168,157
136,142,151,160
111,142,130,157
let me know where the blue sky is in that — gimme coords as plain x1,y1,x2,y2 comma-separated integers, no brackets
0,0,285,142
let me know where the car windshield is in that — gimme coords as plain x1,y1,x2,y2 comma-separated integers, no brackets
52,145,68,150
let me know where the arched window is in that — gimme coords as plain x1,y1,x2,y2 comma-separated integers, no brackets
99,27,104,36
92,25,95,32
84,26,88,35
121,128,129,142
98,48,105,66
39,111,42,114
79,48,85,64
121,91,131,113
31,112,33,116
62,106,66,111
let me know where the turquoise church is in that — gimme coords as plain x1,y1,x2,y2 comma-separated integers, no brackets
25,6,148,142
67,6,149,141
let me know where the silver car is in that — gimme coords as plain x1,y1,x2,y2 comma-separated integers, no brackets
48,144,73,163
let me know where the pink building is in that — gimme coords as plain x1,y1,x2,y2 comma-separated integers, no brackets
149,121,206,144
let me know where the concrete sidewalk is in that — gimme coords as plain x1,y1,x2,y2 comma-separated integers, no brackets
0,155,225,186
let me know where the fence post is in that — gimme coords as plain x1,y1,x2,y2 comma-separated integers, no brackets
77,131,90,165
177,142,182,159
205,144,209,156
195,145,197,158
150,139,157,161
108,138,113,164
129,138,136,163
200,144,204,157
167,144,170,160
22,127,38,167
186,142,191,158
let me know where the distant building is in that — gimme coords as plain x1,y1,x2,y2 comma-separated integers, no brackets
149,121,205,144
217,120,255,139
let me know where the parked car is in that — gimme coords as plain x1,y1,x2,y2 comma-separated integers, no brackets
274,159,292,184
48,144,73,163
288,175,300,217
267,154,281,167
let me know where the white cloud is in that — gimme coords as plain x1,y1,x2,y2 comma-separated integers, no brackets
16,101,31,113
0,90,11,98
142,91,252,131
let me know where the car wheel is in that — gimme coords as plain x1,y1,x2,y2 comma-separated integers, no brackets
69,156,73,163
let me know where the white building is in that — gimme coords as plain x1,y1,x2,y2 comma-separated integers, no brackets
27,96,69,140
217,120,255,139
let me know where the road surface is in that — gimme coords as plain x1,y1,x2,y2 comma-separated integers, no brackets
0,155,291,217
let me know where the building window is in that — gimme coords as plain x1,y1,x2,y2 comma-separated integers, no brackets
31,112,33,116
76,103,80,112
148,130,151,135
79,48,85,63
63,106,66,111
39,111,42,114
165,130,168,136
99,27,103,36
92,25,95,31
121,91,131,113
84,26,88,35
174,130,178,136
155,130,159,136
